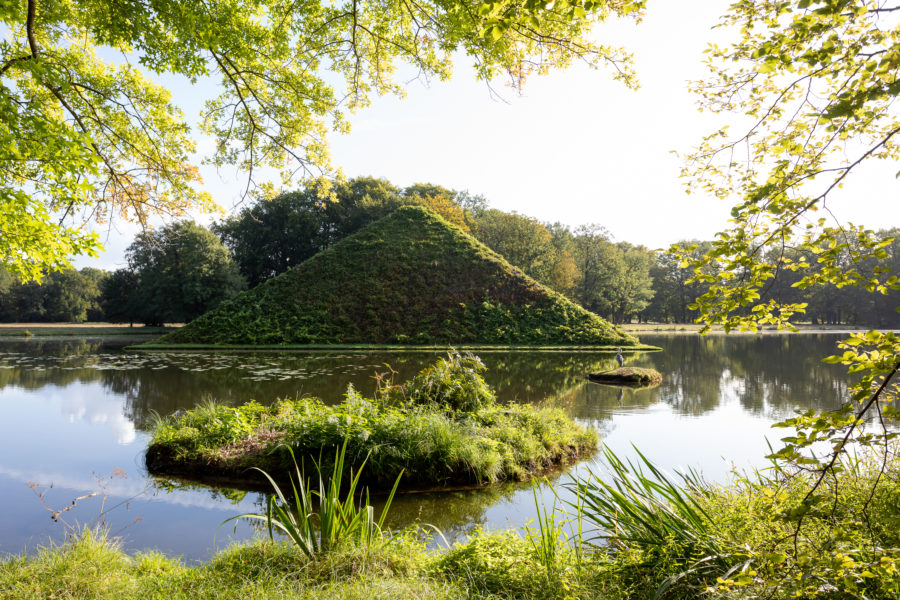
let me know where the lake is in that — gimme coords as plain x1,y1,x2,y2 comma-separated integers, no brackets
0,333,855,560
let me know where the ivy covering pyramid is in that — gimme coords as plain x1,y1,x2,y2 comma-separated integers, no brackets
155,206,641,347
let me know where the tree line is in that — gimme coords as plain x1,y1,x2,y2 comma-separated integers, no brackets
2,177,898,327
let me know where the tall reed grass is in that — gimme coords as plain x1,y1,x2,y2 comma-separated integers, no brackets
567,445,750,598
227,440,402,558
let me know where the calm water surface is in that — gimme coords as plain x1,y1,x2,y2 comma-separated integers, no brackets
0,334,855,560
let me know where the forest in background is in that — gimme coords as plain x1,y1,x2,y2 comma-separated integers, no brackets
2,176,898,328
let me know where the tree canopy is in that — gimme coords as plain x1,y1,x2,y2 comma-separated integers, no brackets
213,177,478,286
109,221,245,326
473,209,560,283
0,0,644,281
676,0,900,575
681,0,900,333
0,265,106,322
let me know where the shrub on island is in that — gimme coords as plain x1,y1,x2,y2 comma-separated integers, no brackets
146,353,598,490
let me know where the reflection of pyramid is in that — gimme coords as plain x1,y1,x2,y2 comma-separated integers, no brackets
157,206,640,346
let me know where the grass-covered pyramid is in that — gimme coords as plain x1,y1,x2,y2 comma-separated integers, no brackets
156,206,640,347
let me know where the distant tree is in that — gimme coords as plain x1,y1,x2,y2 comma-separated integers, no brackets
544,222,580,298
0,266,14,321
215,177,404,287
569,226,655,323
645,241,714,323
402,183,454,200
405,188,471,232
101,269,141,325
3,268,107,322
863,230,900,328
473,209,561,285
571,224,619,315
327,178,406,242
126,222,245,326
606,243,655,324
215,177,490,287
214,189,333,288
454,191,490,230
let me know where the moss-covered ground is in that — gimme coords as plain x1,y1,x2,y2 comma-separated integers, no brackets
587,367,662,386
158,206,639,347
146,354,597,491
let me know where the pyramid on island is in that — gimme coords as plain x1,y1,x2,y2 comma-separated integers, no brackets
158,206,640,347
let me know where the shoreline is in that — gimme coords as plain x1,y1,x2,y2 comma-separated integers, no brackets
131,342,662,352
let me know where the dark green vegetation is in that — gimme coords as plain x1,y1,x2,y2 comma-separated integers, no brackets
210,178,900,327
146,354,598,490
158,206,637,346
213,178,478,288
103,221,246,327
7,447,900,599
231,441,402,559
0,221,245,327
0,325,172,337
565,447,900,599
647,231,900,327
0,266,106,322
211,178,659,326
587,367,662,387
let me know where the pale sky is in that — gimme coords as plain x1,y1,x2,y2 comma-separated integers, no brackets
75,0,900,271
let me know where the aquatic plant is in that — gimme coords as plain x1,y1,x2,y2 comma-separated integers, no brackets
568,446,748,598
226,441,401,558
521,479,583,584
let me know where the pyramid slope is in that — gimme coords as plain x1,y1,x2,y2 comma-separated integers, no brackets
159,206,639,346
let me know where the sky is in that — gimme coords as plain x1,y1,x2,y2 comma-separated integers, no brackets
74,0,900,271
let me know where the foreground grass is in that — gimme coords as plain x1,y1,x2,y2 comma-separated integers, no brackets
6,451,900,599
0,528,640,600
0,531,465,600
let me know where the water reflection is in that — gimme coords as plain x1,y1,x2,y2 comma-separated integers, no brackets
0,333,867,560
0,346,630,429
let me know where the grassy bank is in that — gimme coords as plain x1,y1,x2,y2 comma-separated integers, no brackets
146,353,597,491
133,342,661,352
620,323,877,334
0,528,627,600
0,323,175,337
7,448,900,599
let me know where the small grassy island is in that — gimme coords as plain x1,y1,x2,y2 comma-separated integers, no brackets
145,354,597,491
147,206,650,349
587,367,662,387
